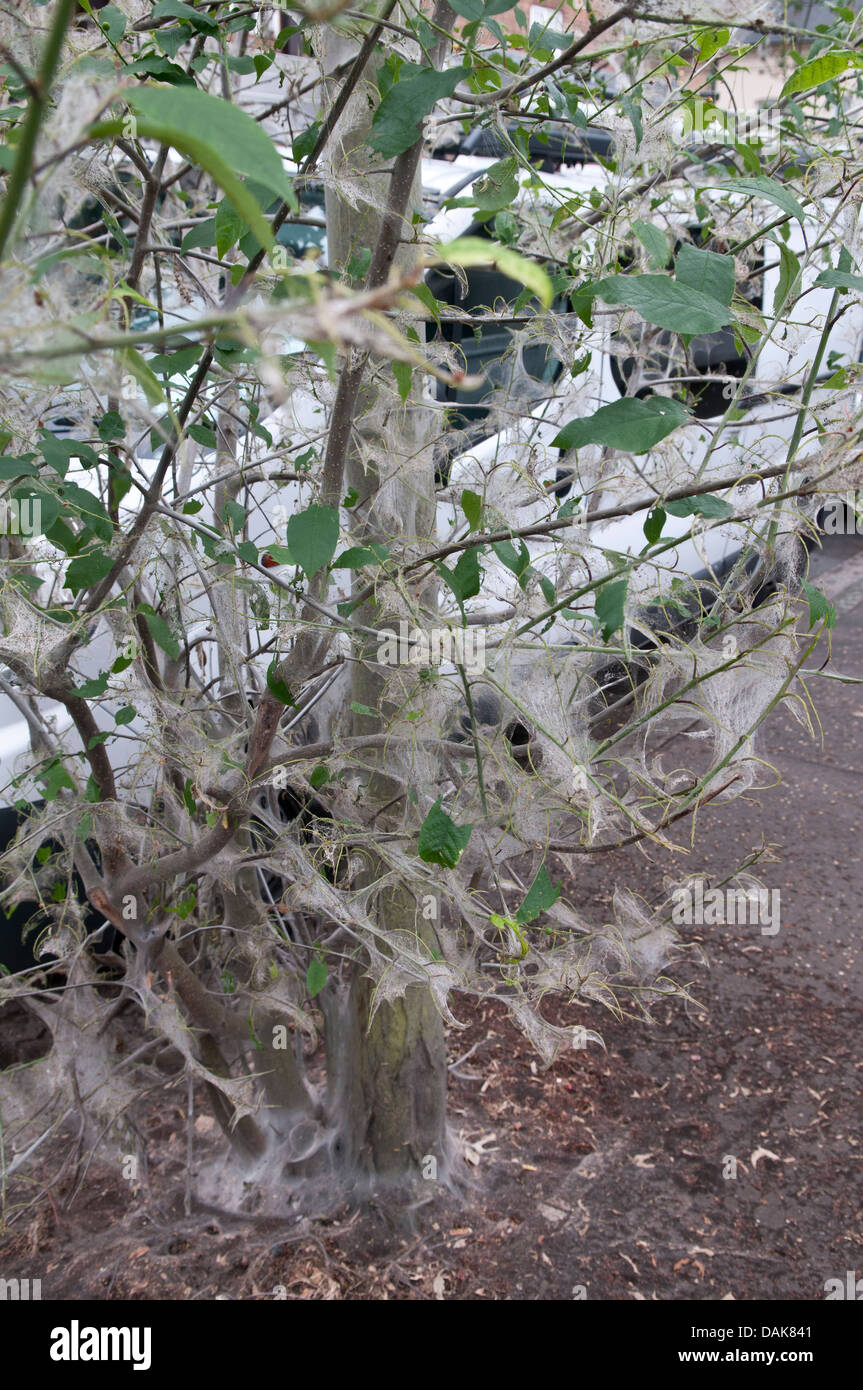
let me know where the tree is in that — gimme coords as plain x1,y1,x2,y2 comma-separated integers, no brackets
0,0,857,1205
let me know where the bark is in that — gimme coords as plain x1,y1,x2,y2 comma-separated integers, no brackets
337,891,448,1177
316,14,452,1180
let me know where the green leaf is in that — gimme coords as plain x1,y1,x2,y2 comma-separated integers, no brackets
438,547,481,608
149,343,203,374
569,282,595,328
434,236,553,309
114,705,136,725
13,487,62,535
306,956,328,998
595,578,628,641
61,482,114,542
120,86,296,253
95,3,127,43
472,156,519,213
65,550,113,594
122,89,289,207
309,765,330,789
619,95,642,150
461,489,482,530
109,463,132,511
74,674,109,698
815,268,863,293
631,219,669,269
713,176,806,224
664,492,733,519
188,423,216,448
515,860,561,924
774,241,801,313
180,219,215,253
227,56,257,77
137,605,180,660
675,243,735,307
249,586,270,627
696,26,729,62
369,64,470,158
214,196,247,258
38,431,98,475
286,503,339,578
266,660,295,706
780,51,860,101
491,538,532,587
418,798,472,868
643,505,666,545
38,761,76,800
126,55,194,85
450,0,512,17
346,247,371,282
151,0,218,34
294,446,317,473
392,360,412,403
222,497,246,535
292,122,321,162
591,274,731,334
409,280,441,323
0,456,39,479
552,396,690,454
97,410,125,442
332,546,380,569
119,347,165,406
801,580,837,630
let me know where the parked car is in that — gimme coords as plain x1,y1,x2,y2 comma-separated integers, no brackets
1,131,860,936
420,144,862,629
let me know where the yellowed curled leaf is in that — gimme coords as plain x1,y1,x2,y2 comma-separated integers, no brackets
429,237,554,309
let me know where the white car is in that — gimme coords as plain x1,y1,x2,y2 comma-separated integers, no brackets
423,145,862,632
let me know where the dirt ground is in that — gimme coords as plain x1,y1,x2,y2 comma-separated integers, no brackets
1,536,861,1301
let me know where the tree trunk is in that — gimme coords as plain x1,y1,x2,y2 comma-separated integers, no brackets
316,17,451,1181
350,901,448,1177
